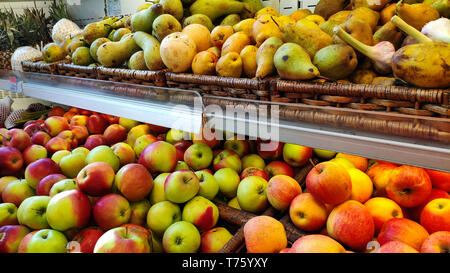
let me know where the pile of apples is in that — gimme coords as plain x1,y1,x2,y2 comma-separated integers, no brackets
0,105,448,253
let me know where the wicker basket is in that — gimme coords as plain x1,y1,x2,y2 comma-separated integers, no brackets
217,160,318,253
273,80,449,118
22,58,70,75
165,73,273,100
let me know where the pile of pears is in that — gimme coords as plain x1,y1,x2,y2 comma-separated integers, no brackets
42,0,449,89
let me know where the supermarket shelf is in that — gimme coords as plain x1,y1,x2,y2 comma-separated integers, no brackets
1,70,449,171
203,96,450,172
19,72,204,134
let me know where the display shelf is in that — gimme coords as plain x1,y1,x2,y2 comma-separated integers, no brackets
203,96,450,172
19,71,204,134
0,70,23,94
1,70,449,171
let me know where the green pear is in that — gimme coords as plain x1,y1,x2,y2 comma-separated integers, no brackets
89,37,110,62
97,33,141,67
274,43,320,80
131,3,164,33
182,14,215,31
281,23,333,58
160,0,184,21
72,46,95,66
134,31,165,71
127,51,148,70
240,0,263,19
190,0,245,22
152,14,182,42
313,44,358,80
220,14,241,26
111,27,132,41
82,17,119,45
255,37,284,78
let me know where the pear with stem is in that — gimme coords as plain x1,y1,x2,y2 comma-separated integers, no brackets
333,26,395,75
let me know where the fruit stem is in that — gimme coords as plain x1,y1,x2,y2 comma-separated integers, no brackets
333,26,376,60
309,158,320,173
390,16,432,43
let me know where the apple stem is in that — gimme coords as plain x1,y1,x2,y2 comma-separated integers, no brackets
309,158,320,172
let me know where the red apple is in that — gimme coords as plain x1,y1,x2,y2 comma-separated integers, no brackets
1,179,34,207
264,161,294,179
289,193,328,232
243,215,287,253
57,130,78,149
240,167,269,181
326,200,375,251
76,162,115,196
63,111,76,122
192,128,221,149
36,174,67,196
45,136,71,154
0,225,30,253
87,114,108,134
31,131,51,146
138,141,177,174
224,136,250,157
257,140,283,161
3,129,31,151
93,193,131,231
70,125,89,145
386,165,432,208
44,116,70,137
425,169,450,192
114,163,153,202
420,231,450,253
23,144,48,165
111,142,136,167
377,240,419,253
290,234,346,253
102,114,119,125
24,158,61,189
366,163,397,197
48,106,66,117
83,134,107,150
283,143,312,167
103,124,127,145
173,140,192,153
17,230,38,253
420,198,450,234
212,149,242,173
69,226,105,253
46,189,92,231
305,161,352,205
200,227,233,253
93,226,150,253
409,188,450,222
0,147,23,176
69,115,88,127
267,174,302,211
378,218,429,251
23,122,43,137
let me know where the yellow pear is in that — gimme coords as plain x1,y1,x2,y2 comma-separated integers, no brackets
240,45,258,78
211,25,234,49
216,52,242,78
191,51,218,75
233,18,256,40
221,32,251,57
255,7,280,19
252,14,283,47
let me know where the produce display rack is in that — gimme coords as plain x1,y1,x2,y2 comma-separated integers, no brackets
1,69,449,172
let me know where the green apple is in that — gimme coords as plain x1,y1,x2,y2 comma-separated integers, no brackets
242,154,266,169
213,167,240,199
146,201,181,237
1,179,35,207
329,157,355,170
25,229,68,253
164,170,200,204
151,233,163,253
49,179,79,197
223,137,250,157
85,145,120,172
0,202,18,226
313,148,337,160
175,161,191,171
200,227,233,253
165,129,189,144
59,152,87,178
227,197,241,210
162,221,201,253
184,143,213,171
182,196,219,232
119,117,140,132
149,173,170,204
51,150,71,164
93,226,150,253
17,196,51,229
237,176,269,213
195,170,219,200
133,134,157,158
71,147,90,156
130,199,151,226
